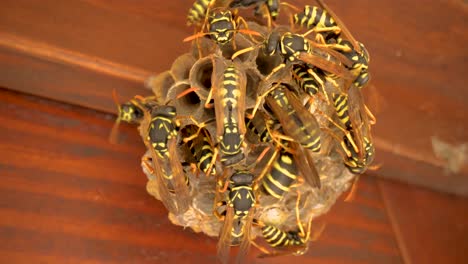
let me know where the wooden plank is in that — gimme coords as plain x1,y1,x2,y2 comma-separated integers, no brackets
0,0,466,195
0,88,401,263
378,179,468,264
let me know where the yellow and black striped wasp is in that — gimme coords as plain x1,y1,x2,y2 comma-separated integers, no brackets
245,85,322,192
231,29,354,121
187,0,233,26
185,8,261,46
180,124,218,177
233,27,353,82
332,90,375,173
245,109,274,145
186,0,261,58
265,84,321,152
215,170,256,264
252,190,324,258
176,58,247,166
139,105,191,215
210,61,247,166
109,89,158,144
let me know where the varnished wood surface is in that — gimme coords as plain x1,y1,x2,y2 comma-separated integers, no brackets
0,0,466,195
378,180,468,264
1,88,467,263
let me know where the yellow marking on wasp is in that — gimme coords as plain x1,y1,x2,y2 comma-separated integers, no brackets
262,181,282,199
224,72,238,78
224,80,239,86
272,232,287,247
266,172,291,192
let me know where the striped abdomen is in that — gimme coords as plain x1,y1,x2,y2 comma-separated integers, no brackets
148,106,177,158
245,112,272,144
186,130,216,176
293,5,336,29
187,0,211,25
262,225,304,248
262,150,298,199
267,87,321,152
336,39,370,89
292,65,324,97
332,93,352,130
343,136,374,174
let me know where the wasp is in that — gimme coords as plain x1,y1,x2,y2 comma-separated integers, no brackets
184,9,261,47
292,4,342,43
245,109,278,145
140,105,191,215
216,170,256,264
265,84,321,152
330,90,375,172
210,63,247,166
341,134,375,174
245,85,322,190
292,63,331,101
342,40,370,89
186,0,233,26
252,190,323,257
232,28,353,91
260,148,298,199
180,124,218,176
109,89,158,144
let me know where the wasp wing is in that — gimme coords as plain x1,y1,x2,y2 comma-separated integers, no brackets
298,51,353,80
168,138,191,213
291,142,321,189
315,0,361,53
217,206,234,264
235,208,254,264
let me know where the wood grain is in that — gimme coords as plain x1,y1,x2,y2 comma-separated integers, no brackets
378,179,468,264
0,0,466,196
0,88,402,263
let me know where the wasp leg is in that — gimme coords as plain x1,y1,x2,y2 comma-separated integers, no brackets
254,147,279,191
205,147,218,177
365,104,377,125
141,155,155,175
306,68,330,105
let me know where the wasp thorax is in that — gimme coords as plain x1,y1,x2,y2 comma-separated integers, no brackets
281,33,310,62
230,171,254,186
151,105,176,118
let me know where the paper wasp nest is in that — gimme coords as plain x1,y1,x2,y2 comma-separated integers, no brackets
142,22,358,241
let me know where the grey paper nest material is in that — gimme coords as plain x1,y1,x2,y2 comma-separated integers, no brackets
142,21,360,242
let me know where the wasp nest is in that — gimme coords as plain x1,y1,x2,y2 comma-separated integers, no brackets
127,1,375,260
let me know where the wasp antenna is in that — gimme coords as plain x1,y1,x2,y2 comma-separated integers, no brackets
112,88,121,109
176,87,200,99
108,117,122,144
231,46,257,60
183,32,212,42
280,1,300,12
